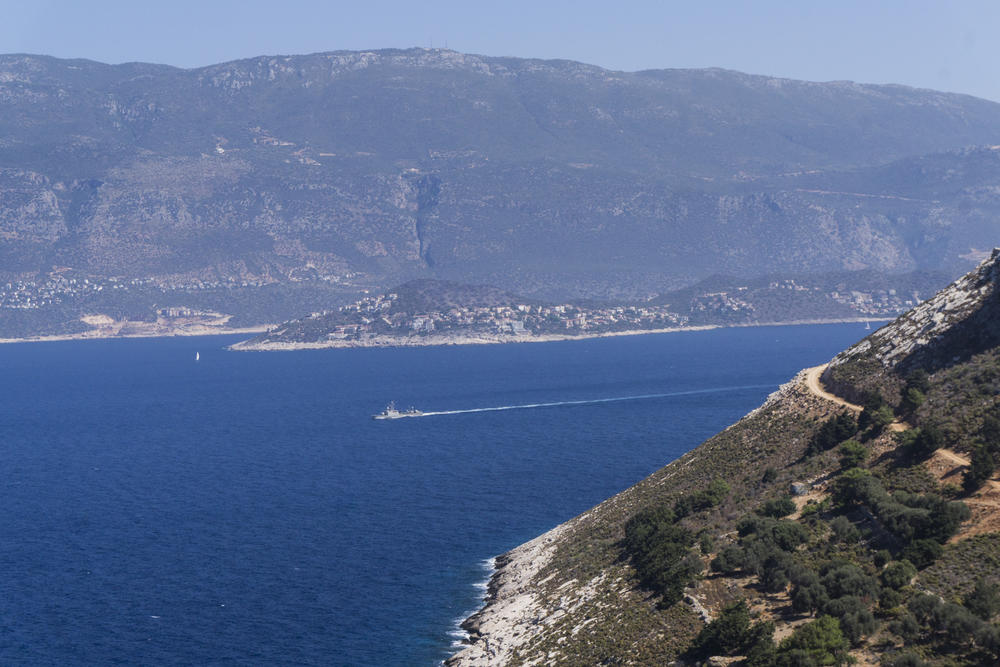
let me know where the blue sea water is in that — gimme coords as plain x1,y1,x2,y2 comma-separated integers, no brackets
0,323,868,665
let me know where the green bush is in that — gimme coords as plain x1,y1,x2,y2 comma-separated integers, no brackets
881,560,917,590
710,544,745,575
688,599,751,658
758,496,798,519
623,506,700,606
964,578,1000,621
792,570,830,614
963,445,995,492
910,425,944,459
821,563,879,601
776,615,850,666
828,515,860,544
901,539,943,568
808,413,858,455
822,595,876,645
674,479,730,518
838,439,867,470
900,387,925,414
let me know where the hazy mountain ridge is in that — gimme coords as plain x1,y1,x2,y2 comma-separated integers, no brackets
4,49,1000,336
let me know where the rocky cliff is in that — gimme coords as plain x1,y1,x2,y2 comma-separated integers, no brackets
450,250,1000,665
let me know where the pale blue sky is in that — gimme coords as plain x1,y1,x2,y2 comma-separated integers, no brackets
2,0,999,101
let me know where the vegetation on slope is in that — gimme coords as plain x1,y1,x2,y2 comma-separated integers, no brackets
471,256,1000,666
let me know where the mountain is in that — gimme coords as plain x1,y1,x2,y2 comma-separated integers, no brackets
449,250,1000,665
4,49,1000,338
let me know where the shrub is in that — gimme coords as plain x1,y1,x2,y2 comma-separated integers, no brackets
744,622,777,667
887,611,920,641
963,445,995,492
808,413,858,455
828,515,860,544
758,496,797,519
900,387,925,415
868,406,896,434
711,544,744,575
883,652,929,667
901,539,943,568
964,578,1000,621
823,595,876,645
821,563,879,601
674,479,730,518
982,414,1000,452
776,615,850,666
858,394,888,430
688,599,751,658
906,369,931,394
879,587,903,609
910,425,944,459
792,578,830,615
623,506,699,606
881,560,917,590
838,439,867,470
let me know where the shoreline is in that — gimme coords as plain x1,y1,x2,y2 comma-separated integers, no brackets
446,524,572,666
446,368,815,665
229,317,883,351
0,324,271,345
0,317,882,347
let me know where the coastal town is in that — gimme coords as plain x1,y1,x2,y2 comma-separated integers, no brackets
234,275,934,350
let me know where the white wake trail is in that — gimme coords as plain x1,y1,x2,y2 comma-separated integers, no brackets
414,383,777,417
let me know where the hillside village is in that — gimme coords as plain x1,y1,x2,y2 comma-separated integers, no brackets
324,291,687,339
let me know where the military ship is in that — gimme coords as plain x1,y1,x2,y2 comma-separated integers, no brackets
372,402,423,420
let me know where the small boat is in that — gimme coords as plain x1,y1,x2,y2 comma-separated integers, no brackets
373,402,423,420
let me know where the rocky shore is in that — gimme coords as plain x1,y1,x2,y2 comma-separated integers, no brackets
227,326,719,351
445,368,822,665
447,524,571,666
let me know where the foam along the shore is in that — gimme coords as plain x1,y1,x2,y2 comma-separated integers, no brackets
447,558,496,653
446,525,571,666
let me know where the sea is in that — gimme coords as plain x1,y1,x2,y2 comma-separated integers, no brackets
0,323,870,665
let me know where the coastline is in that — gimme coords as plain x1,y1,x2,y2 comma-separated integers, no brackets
229,317,881,351
446,524,572,666
0,324,271,345
0,316,884,348
446,369,816,665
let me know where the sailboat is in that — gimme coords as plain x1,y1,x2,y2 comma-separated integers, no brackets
195,352,200,361
864,321,871,330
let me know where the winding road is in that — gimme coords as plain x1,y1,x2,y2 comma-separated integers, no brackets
803,364,1000,496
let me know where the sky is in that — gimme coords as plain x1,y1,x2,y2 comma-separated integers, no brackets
2,0,999,101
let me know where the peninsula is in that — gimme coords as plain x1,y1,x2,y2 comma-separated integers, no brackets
449,249,1000,665
230,273,944,351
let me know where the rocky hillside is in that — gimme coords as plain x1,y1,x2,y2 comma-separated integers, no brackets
450,250,1000,665
5,49,1000,338
233,271,949,351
